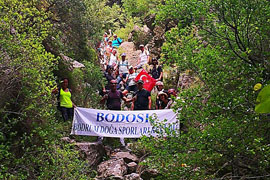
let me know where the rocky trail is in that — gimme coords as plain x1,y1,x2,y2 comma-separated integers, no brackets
61,137,158,180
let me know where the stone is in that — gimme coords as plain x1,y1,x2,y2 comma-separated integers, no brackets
61,137,76,144
75,142,105,168
72,60,85,68
111,152,139,163
60,53,85,71
127,162,137,174
97,159,128,179
140,169,159,180
124,173,142,180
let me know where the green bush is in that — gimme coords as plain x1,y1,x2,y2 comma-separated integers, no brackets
140,0,270,178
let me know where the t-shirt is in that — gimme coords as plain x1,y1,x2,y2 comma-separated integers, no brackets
139,50,149,66
126,72,138,86
118,60,129,74
134,89,151,110
60,88,73,108
112,38,122,48
150,65,162,80
107,90,123,110
109,54,117,67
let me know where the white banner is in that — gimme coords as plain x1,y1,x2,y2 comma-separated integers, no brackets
71,107,179,138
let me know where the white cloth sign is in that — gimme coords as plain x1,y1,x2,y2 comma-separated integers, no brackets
71,107,179,138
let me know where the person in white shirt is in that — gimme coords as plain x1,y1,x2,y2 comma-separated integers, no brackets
108,49,118,69
122,66,138,96
137,44,150,72
116,53,130,89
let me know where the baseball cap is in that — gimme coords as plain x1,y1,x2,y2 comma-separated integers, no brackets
129,65,133,70
137,79,144,84
121,53,126,57
139,44,144,48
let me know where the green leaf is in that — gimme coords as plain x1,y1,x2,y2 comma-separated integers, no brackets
255,85,270,113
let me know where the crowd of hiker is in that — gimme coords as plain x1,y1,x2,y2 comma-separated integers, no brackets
52,30,180,149
97,30,178,112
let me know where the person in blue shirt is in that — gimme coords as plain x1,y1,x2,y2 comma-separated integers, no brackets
112,34,123,48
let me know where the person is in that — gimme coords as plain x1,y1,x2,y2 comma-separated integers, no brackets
122,66,138,96
137,44,150,71
132,80,151,110
108,49,118,69
112,34,123,48
103,29,112,43
105,40,113,58
116,53,130,90
149,58,163,81
52,78,76,121
155,81,167,109
104,65,115,91
156,81,165,92
165,88,178,109
157,91,169,109
99,80,132,148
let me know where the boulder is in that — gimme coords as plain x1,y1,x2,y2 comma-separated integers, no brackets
97,159,128,179
111,152,139,163
119,42,141,67
60,53,85,71
140,169,159,180
75,142,105,168
127,162,137,174
124,173,142,180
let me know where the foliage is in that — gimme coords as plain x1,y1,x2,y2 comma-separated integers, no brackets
255,85,270,113
0,0,102,179
140,0,270,179
122,0,162,20
114,17,142,40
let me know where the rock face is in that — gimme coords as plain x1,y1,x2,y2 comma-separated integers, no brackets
144,14,156,31
60,53,85,71
97,158,128,179
128,25,153,48
119,42,141,67
75,142,105,168
125,14,178,59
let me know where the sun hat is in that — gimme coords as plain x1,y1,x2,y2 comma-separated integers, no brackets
156,81,164,86
158,91,168,98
